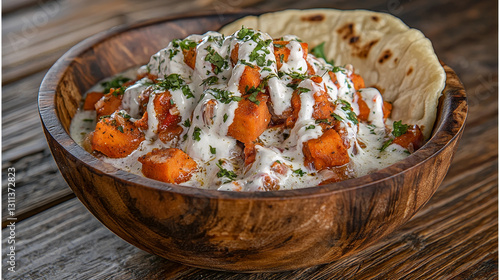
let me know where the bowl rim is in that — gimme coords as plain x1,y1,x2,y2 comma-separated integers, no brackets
38,11,468,201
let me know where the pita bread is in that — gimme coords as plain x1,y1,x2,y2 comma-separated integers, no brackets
219,9,445,138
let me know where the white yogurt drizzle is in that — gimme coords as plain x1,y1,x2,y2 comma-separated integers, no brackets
70,28,412,191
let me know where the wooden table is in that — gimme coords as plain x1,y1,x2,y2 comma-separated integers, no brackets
2,0,497,278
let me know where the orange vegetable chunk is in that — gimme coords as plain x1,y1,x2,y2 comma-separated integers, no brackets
228,93,271,144
303,129,349,170
350,73,365,90
383,101,393,120
183,47,196,69
393,125,424,152
239,65,261,94
83,92,104,111
354,91,370,122
139,148,197,184
91,112,145,158
95,88,123,119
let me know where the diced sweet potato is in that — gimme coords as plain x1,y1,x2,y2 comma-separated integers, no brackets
393,125,424,152
91,112,145,158
273,41,291,70
303,129,349,170
183,47,196,69
154,91,183,142
262,161,289,191
328,71,341,89
383,101,392,120
231,43,239,66
239,65,261,94
354,91,370,122
135,112,148,130
83,92,104,111
312,89,335,122
95,88,123,118
228,93,271,143
285,90,301,128
138,148,197,184
243,142,257,167
319,165,351,185
350,73,365,90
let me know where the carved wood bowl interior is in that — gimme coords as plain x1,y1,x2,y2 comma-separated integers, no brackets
38,13,467,272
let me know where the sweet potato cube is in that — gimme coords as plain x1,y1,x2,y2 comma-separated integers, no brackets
303,129,349,170
95,89,123,118
138,148,197,184
183,47,196,69
354,91,370,122
350,73,365,90
383,101,392,120
231,43,239,66
273,41,291,70
393,125,424,152
228,93,271,143
83,92,104,111
91,113,145,158
239,65,261,94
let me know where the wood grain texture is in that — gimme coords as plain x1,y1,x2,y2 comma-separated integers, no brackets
38,11,466,271
2,0,497,278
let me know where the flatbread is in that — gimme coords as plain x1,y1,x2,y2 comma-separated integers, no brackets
219,9,445,138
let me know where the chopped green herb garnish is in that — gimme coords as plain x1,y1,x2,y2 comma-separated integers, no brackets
315,119,331,125
310,42,334,65
101,76,131,94
379,139,393,151
183,119,191,127
392,120,409,137
181,85,194,99
346,111,359,125
223,113,228,122
209,88,242,104
210,146,216,155
296,87,310,94
216,159,237,182
293,169,305,177
192,127,201,141
247,91,260,105
201,76,219,86
305,125,316,130
205,46,226,74
331,113,344,121
117,126,124,133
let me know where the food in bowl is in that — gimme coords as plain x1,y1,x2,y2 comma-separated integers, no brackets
70,11,445,191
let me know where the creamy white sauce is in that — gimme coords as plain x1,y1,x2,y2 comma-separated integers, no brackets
70,28,414,192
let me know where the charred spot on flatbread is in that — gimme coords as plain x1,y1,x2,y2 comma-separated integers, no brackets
407,67,414,76
378,50,393,64
371,15,380,22
337,23,355,40
301,14,325,22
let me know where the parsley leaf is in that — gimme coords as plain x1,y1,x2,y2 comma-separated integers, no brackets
101,76,130,94
305,125,316,130
310,42,334,65
379,139,393,151
392,120,409,137
201,76,219,86
210,146,216,155
209,88,242,104
216,159,237,182
192,127,201,141
293,169,305,177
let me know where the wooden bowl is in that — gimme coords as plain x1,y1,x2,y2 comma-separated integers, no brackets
38,13,467,272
